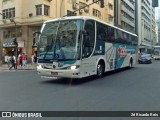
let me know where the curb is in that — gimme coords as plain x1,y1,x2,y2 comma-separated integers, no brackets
0,68,36,71
0,64,37,71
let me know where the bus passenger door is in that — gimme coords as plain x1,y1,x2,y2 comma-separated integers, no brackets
105,44,116,70
80,20,96,77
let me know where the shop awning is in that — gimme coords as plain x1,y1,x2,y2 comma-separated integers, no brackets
3,41,16,47
3,41,24,48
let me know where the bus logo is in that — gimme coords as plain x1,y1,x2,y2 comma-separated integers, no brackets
118,47,126,58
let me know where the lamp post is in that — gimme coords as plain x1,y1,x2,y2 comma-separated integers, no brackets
0,13,18,69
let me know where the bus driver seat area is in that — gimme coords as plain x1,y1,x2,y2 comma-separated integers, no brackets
83,31,92,58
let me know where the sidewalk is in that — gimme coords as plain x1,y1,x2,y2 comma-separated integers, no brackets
0,63,37,71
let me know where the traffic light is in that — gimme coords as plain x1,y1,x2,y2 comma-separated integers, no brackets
13,38,18,46
100,0,104,8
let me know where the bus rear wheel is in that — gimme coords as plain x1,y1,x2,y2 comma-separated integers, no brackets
96,62,104,78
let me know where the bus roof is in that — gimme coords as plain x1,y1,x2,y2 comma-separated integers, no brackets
44,16,138,37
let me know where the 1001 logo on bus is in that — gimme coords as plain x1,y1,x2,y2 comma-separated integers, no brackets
118,47,126,58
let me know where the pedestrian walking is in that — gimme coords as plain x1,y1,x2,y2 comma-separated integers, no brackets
9,55,16,70
34,53,37,63
22,53,27,68
18,53,22,67
31,54,35,65
7,55,11,67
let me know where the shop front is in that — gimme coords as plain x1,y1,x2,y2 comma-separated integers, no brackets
2,40,24,63
32,37,37,63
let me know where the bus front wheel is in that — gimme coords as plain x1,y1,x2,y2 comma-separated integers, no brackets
96,61,104,78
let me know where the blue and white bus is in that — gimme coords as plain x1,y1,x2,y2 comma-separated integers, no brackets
37,16,138,79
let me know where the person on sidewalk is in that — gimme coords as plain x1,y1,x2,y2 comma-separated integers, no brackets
7,55,11,67
31,54,35,65
22,53,27,68
9,54,16,70
18,53,22,67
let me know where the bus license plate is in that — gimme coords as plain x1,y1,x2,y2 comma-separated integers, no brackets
51,72,58,76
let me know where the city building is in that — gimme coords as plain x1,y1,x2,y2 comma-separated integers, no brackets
156,20,160,45
155,7,160,45
0,0,53,63
114,0,136,33
151,7,157,46
136,0,156,54
155,24,159,44
0,0,114,63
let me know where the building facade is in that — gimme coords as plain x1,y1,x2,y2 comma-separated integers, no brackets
157,20,160,45
0,0,114,63
114,0,136,33
0,0,53,63
136,0,156,54
151,8,157,46
155,8,160,45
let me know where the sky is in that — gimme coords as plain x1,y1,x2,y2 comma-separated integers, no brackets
155,1,160,19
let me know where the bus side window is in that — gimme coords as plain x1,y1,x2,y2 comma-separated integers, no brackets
82,20,95,58
131,36,137,45
122,32,128,44
127,34,131,45
115,29,123,44
96,22,106,41
105,26,115,42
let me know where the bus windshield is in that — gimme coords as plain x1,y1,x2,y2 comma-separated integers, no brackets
153,46,160,55
38,19,84,60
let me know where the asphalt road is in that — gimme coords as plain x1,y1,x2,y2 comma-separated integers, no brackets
0,60,160,120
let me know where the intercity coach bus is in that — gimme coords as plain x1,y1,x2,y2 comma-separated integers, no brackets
36,16,138,79
153,46,160,60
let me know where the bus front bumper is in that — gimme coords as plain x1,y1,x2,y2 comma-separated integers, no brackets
37,67,81,79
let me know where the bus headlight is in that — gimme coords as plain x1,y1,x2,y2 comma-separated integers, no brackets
69,65,80,70
37,64,43,69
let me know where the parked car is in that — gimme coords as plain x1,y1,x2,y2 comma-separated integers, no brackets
138,54,152,64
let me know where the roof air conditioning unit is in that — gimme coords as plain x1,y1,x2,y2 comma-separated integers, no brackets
79,9,83,14
72,3,78,9
29,13,33,17
84,7,89,12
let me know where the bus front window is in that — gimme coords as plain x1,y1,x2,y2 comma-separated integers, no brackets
38,19,83,60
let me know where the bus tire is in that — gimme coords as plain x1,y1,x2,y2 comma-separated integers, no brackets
96,61,104,78
129,58,133,68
